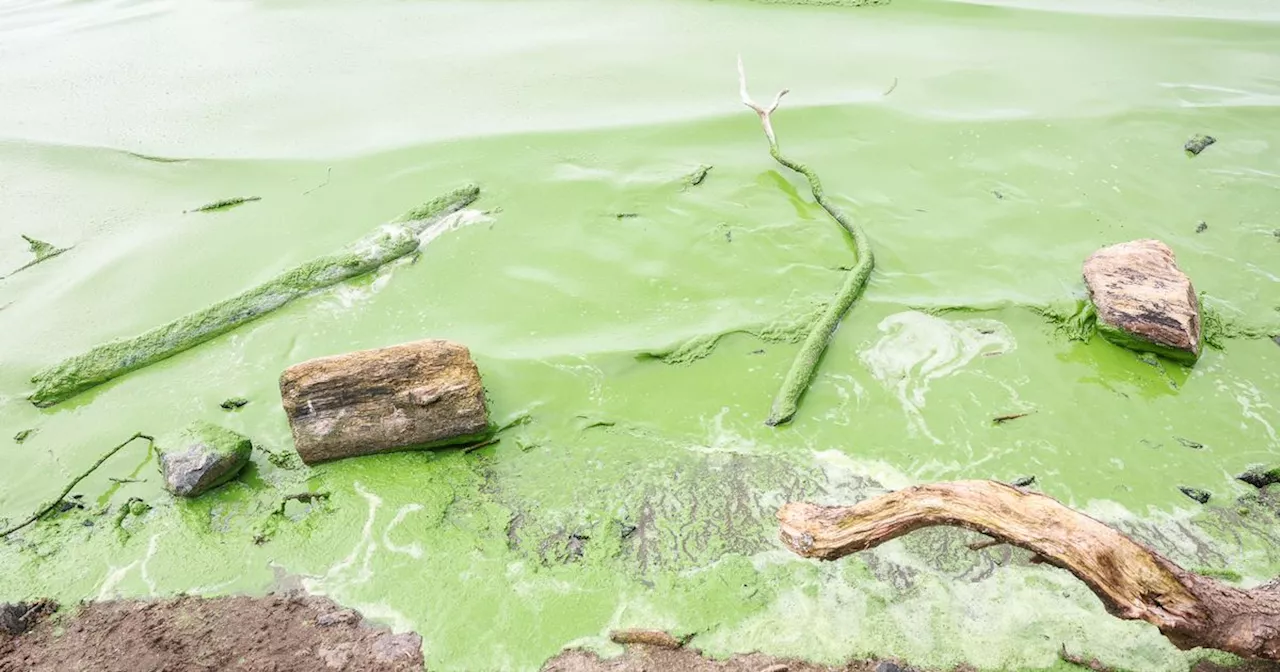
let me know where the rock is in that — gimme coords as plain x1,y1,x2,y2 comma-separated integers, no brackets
1083,239,1202,363
1179,486,1211,504
316,609,361,627
0,600,54,636
156,421,252,497
220,397,249,410
371,632,423,664
1238,466,1280,489
1184,134,1216,156
279,339,490,465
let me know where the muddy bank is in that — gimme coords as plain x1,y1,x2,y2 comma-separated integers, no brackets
4,592,1279,672
0,594,423,672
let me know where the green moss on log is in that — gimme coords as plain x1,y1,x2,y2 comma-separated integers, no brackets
764,144,875,426
29,185,479,407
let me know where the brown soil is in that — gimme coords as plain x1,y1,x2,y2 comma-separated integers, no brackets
3,594,1277,672
544,646,936,672
0,593,423,672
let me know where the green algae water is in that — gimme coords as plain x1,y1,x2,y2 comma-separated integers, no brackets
2,1,1279,670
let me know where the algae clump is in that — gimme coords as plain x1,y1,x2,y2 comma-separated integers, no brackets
29,185,479,407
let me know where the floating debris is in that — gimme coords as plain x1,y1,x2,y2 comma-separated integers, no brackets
1178,486,1211,504
302,167,332,196
614,212,639,220
125,151,185,163
993,412,1030,425
1195,221,1208,234
220,397,249,410
1184,134,1216,156
1010,475,1037,488
1175,437,1204,450
13,429,33,444
185,196,262,213
681,164,712,189
2,235,71,280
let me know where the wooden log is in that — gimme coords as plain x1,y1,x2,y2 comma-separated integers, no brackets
776,480,1280,660
279,339,490,465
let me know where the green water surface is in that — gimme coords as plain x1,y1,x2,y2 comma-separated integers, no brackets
1,1,1279,670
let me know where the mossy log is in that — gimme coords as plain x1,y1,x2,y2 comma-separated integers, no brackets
28,185,479,407
777,480,1280,660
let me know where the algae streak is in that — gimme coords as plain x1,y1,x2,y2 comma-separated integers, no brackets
28,185,480,408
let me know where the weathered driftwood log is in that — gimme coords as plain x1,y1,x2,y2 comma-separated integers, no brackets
279,338,490,465
28,185,479,407
776,480,1280,660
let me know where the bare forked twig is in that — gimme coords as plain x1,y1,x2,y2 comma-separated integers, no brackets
737,55,789,148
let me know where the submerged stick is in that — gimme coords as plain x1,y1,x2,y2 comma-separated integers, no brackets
777,480,1280,660
185,196,262,213
1,235,72,280
29,185,480,407
739,56,875,426
0,432,153,538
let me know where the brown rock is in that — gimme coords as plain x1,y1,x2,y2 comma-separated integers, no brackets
280,339,490,465
1082,239,1201,363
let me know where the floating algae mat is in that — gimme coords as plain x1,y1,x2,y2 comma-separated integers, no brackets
1,1,1279,671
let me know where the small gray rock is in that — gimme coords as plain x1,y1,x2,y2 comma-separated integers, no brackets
156,421,252,497
875,662,903,672
316,609,360,627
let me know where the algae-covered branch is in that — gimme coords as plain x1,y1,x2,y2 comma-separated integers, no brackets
738,57,876,426
27,185,479,408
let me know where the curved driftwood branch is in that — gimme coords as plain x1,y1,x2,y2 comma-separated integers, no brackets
738,56,875,426
777,480,1280,660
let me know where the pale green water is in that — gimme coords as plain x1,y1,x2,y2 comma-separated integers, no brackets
1,1,1279,670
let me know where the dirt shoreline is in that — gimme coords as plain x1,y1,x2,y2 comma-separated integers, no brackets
3,593,1278,672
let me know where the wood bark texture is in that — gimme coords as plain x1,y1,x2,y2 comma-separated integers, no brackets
280,339,489,465
776,480,1280,660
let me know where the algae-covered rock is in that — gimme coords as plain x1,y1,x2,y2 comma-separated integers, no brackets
1179,486,1211,504
279,339,490,465
1238,466,1280,489
156,421,252,497
1184,134,1216,156
220,397,249,410
1082,239,1201,363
